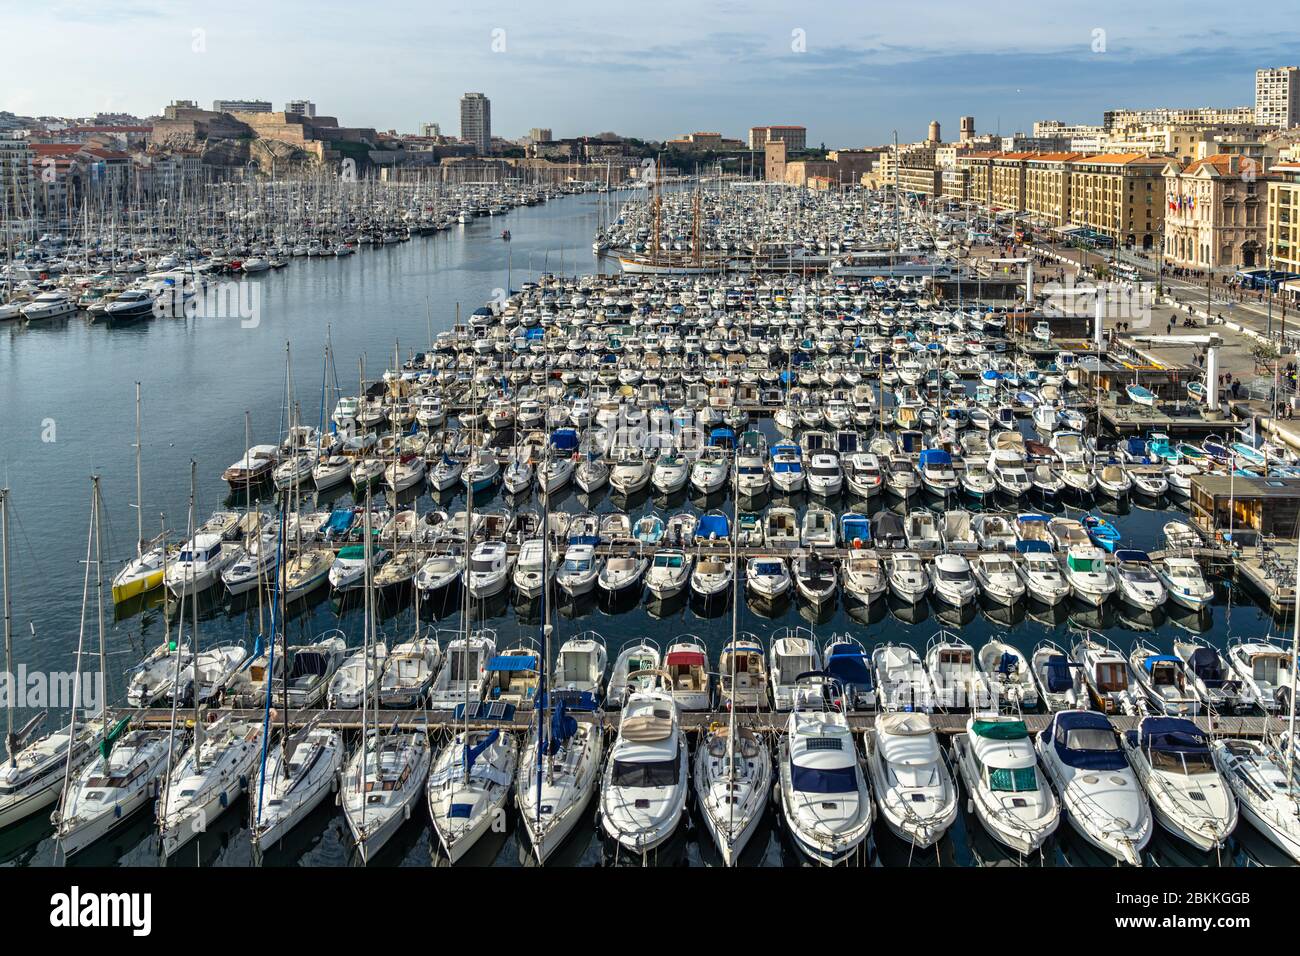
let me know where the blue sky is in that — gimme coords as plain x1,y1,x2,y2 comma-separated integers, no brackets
3,0,1295,145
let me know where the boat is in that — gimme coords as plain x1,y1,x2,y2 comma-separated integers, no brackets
1072,634,1138,715
598,554,649,597
599,673,688,856
924,631,984,711
250,719,345,851
886,552,930,604
1128,639,1199,716
158,716,261,858
778,675,874,865
1210,738,1300,863
717,635,768,711
927,553,978,607
606,638,661,708
516,697,605,863
645,548,691,599
1226,638,1292,713
328,641,389,709
792,551,837,605
1126,384,1156,407
552,631,608,709
971,553,1025,606
556,543,599,597
1064,545,1115,606
1113,549,1167,612
872,643,933,713
1016,543,1071,605
380,634,443,708
951,715,1059,855
1156,556,1214,611
1030,641,1089,712
976,639,1037,709
664,638,711,711
1120,717,1237,851
341,729,431,863
1035,710,1151,865
770,626,821,711
841,551,886,604
864,711,958,848
1172,640,1245,713
746,554,791,602
428,723,518,863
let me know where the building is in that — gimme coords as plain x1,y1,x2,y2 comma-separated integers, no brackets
419,122,442,139
990,152,1035,211
897,163,942,199
528,128,552,143
1267,161,1300,276
665,131,744,150
1024,153,1083,227
1066,154,1166,247
213,99,271,113
284,100,316,119
1162,154,1268,269
764,140,787,183
956,152,996,206
1256,68,1300,128
1104,106,1257,130
927,120,941,145
459,93,491,154
749,125,807,151
0,133,31,220
959,116,975,143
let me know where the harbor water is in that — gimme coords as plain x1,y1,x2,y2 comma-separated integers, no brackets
0,192,1287,867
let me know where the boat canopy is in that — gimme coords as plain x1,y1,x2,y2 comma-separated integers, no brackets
337,544,368,560
1016,539,1052,555
708,427,736,447
544,699,577,756
323,509,355,535
487,655,538,672
1051,711,1126,770
1043,654,1076,693
1141,654,1181,673
1139,717,1208,754
1187,647,1229,686
666,651,706,667
1114,549,1150,564
840,514,870,541
971,718,1028,741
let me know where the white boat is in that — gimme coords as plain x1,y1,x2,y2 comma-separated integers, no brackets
1016,546,1070,605
1226,638,1293,713
745,554,791,602
164,532,237,597
380,634,443,708
1156,556,1213,611
928,553,978,606
19,289,76,320
341,730,431,863
328,641,389,709
54,725,182,857
1030,641,1089,712
467,539,512,599
516,702,605,863
645,548,691,599
1120,717,1237,851
1173,640,1247,713
971,553,1025,605
552,631,608,707
250,721,344,850
770,627,821,711
886,552,930,604
1036,710,1151,865
0,718,99,830
664,638,711,711
606,638,661,708
717,636,767,711
689,556,733,600
841,552,886,604
158,716,261,857
1073,633,1139,715
925,631,985,711
1211,738,1300,863
864,711,958,848
650,453,689,494
598,554,649,597
872,643,933,713
951,715,1059,855
556,543,599,597
977,639,1037,709
1114,549,1167,611
599,677,688,856
1128,640,1199,716
1064,545,1115,606
428,726,518,863
695,661,772,861
779,677,874,865
792,551,837,605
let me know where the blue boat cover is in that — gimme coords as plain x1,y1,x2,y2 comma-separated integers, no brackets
825,648,873,689
841,515,870,541
547,688,600,712
1141,654,1181,673
1015,540,1052,554
772,460,802,473
1114,549,1150,563
550,428,579,451
1140,717,1208,753
1051,711,1127,770
1045,654,1075,693
996,652,1018,675
463,728,500,773
696,514,730,539
545,699,577,756
323,509,355,534
487,655,538,671
448,804,473,819
918,448,952,466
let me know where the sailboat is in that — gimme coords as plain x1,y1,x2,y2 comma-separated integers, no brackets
55,477,183,857
340,498,430,863
0,489,100,829
110,384,168,603
694,462,770,864
158,715,261,857
517,475,604,863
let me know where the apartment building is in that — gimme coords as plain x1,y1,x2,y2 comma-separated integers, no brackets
460,93,491,154
1067,154,1166,247
1267,162,1300,274
1023,153,1083,227
1256,68,1300,128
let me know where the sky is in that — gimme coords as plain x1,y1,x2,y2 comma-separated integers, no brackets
3,0,1297,146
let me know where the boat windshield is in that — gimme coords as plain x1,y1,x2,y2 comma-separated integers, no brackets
986,765,1037,792
611,753,680,788
1150,749,1214,775
888,764,938,789
562,559,591,573
1065,728,1119,751
471,558,497,573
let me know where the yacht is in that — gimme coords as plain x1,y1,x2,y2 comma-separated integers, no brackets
428,726,519,863
770,626,822,711
1036,710,1151,865
251,721,345,851
1030,641,1089,712
951,715,1059,855
164,532,237,597
864,711,958,848
516,701,605,863
341,730,431,863
159,717,262,858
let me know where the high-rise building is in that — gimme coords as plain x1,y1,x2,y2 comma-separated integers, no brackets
0,133,32,221
285,99,316,119
460,93,491,154
528,128,552,143
213,99,271,113
1256,67,1300,128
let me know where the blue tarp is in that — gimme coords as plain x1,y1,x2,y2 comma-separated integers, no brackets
1045,654,1075,693
1015,540,1052,554
551,428,579,451
545,700,578,756
487,655,538,671
918,448,951,467
463,728,500,773
1051,711,1126,770
1141,654,1181,673
323,509,355,535
696,514,730,539
840,515,870,542
1140,717,1208,753
825,648,873,689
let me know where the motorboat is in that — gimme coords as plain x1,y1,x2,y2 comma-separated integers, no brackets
426,632,494,709
792,551,837,605
1030,641,1089,712
864,711,958,849
1015,543,1070,605
1036,710,1151,866
552,631,608,709
971,553,1025,605
1173,640,1246,713
841,552,886,604
645,548,691,599
689,556,734,601
664,638,711,711
778,676,874,865
1226,638,1292,713
976,639,1037,709
927,553,978,607
1211,738,1300,863
770,627,821,711
951,715,1059,855
717,636,768,711
1113,549,1167,611
598,554,649,598
1128,639,1199,716
599,676,688,856
1072,633,1138,715
886,552,930,604
872,643,933,713
1156,557,1214,611
925,631,984,711
556,543,599,597
606,638,661,708
1120,717,1237,852
379,634,444,708
1064,545,1115,606
745,555,791,602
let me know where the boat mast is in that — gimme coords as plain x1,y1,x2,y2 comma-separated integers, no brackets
1,488,12,765
1288,534,1299,800
57,479,98,838
132,382,144,555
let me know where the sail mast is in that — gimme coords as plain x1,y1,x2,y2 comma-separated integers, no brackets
1,488,12,764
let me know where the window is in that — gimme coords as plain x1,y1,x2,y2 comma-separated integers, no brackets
987,765,1038,792
611,751,680,787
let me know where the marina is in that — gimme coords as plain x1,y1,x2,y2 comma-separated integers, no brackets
3,183,1300,870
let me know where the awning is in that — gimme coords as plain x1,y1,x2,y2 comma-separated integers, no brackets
666,651,706,667
487,655,537,672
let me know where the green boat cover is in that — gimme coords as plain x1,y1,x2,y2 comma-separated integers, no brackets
972,718,1028,740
